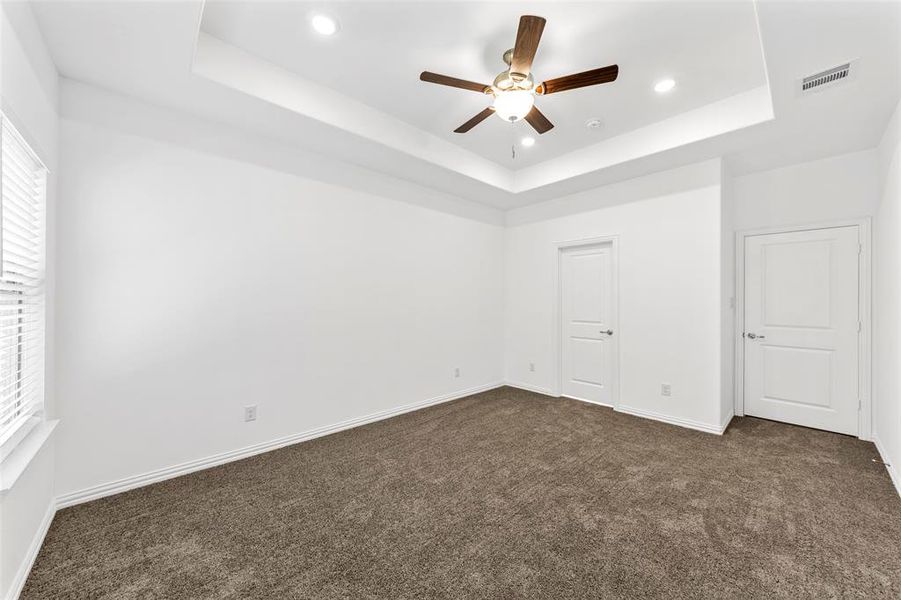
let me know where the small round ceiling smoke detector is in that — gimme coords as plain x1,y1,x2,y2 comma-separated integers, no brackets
585,118,603,130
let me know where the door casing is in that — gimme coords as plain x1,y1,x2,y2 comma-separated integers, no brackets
734,219,872,440
552,236,620,408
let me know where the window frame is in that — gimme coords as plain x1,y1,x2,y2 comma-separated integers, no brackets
0,110,48,464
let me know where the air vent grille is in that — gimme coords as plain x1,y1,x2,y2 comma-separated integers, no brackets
801,63,851,93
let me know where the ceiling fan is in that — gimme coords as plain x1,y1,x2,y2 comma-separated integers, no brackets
420,15,619,135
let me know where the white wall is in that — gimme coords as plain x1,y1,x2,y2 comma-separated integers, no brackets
721,162,735,423
874,98,901,495
54,99,505,499
60,81,504,227
732,149,880,231
0,2,59,599
504,160,727,432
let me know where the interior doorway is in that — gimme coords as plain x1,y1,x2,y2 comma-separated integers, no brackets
737,222,871,437
556,239,619,407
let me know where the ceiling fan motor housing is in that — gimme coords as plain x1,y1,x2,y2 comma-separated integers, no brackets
494,49,535,93
493,71,534,93
420,15,616,135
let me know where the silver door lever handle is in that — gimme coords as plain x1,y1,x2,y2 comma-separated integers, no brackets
746,332,765,340
600,329,613,335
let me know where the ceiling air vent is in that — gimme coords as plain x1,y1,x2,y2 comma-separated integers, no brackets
801,62,852,94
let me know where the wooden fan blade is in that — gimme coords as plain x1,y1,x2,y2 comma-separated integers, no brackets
420,71,490,93
454,107,495,133
510,15,546,76
538,65,619,95
524,106,554,134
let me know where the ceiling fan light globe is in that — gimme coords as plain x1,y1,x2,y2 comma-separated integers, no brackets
493,89,534,122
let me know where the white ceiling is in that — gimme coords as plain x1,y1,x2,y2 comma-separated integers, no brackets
26,1,901,211
199,1,767,170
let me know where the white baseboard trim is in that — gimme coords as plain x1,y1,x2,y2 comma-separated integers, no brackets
720,410,735,434
504,384,730,436
566,396,614,409
616,404,728,435
872,434,900,499
503,381,557,397
6,501,55,600
56,382,503,509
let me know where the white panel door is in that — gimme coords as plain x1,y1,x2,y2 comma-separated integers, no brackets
561,244,615,405
744,226,860,435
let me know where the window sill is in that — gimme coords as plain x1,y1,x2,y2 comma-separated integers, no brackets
0,419,58,494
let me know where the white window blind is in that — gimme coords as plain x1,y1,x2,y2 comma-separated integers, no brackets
0,114,46,457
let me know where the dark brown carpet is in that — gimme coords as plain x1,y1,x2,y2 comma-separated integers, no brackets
22,387,901,599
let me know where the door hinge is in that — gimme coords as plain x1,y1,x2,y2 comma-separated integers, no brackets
858,321,862,332
858,243,863,255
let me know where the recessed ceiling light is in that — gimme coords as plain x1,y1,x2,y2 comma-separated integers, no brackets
311,14,338,36
520,136,536,148
585,118,603,129
654,78,676,93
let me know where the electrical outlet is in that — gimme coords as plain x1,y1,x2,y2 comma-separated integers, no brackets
661,384,672,397
529,362,535,372
454,367,460,378
244,405,257,422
